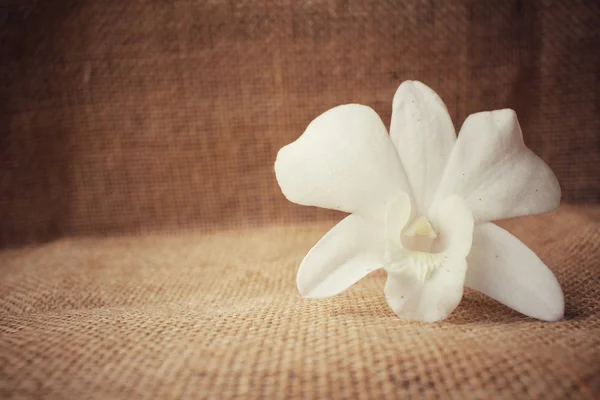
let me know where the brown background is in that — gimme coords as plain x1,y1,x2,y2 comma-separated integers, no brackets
1,0,599,247
1,1,600,399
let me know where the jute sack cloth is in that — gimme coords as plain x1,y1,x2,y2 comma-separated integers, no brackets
1,0,600,247
1,206,599,399
1,0,599,398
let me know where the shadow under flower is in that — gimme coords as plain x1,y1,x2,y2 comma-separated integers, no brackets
444,292,530,325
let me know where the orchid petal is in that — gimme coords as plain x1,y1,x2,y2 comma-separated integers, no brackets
431,109,561,223
275,104,411,221
384,196,474,322
429,195,475,257
297,214,386,299
465,223,564,321
384,192,413,257
390,81,456,214
385,254,467,322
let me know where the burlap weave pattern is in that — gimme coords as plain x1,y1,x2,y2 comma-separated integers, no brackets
2,0,600,398
1,0,599,247
1,206,599,398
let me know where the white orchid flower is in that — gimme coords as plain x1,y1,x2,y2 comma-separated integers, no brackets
274,81,565,323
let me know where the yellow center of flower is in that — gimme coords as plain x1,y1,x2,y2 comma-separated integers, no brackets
401,216,438,253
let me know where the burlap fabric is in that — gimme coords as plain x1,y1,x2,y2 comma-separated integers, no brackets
2,0,600,398
1,0,599,247
1,206,599,399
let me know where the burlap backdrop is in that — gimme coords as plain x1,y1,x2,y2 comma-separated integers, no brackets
1,0,599,247
1,1,600,399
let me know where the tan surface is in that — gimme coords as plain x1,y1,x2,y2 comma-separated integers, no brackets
1,1,600,247
1,1,599,398
1,206,599,399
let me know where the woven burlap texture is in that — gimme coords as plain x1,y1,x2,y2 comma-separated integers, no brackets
1,206,599,399
1,0,599,247
1,0,599,398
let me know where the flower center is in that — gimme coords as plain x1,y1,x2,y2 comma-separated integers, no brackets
401,216,438,253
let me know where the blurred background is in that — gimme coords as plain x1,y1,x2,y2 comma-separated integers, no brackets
1,0,599,247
